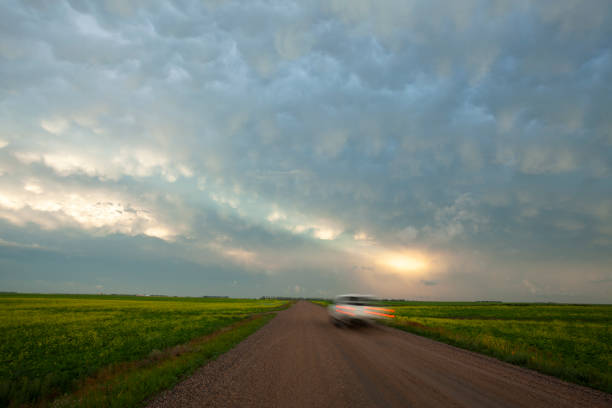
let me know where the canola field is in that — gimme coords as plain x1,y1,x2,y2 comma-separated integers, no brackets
385,302,611,393
0,294,288,406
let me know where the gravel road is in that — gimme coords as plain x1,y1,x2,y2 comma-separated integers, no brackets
147,300,611,408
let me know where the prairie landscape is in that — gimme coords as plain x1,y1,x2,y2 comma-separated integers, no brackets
1,0,612,406
0,294,289,407
1,295,611,408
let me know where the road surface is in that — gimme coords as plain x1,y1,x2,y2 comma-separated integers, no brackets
147,301,611,408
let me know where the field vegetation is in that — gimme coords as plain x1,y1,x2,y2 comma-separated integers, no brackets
0,294,289,407
383,302,611,393
309,300,330,307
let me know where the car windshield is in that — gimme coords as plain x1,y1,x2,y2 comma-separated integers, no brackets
336,296,372,306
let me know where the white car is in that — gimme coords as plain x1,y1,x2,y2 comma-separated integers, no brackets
328,294,395,327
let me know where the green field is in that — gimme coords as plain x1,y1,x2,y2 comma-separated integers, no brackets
0,294,289,407
383,302,611,393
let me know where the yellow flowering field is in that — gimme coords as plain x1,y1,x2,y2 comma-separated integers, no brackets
0,294,288,406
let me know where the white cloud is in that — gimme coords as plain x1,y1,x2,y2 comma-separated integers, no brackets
167,66,191,83
40,118,69,135
23,181,43,195
144,227,174,240
222,247,257,264
210,192,239,209
41,153,101,178
353,231,371,241
0,187,179,241
313,227,340,240
13,148,193,182
13,152,41,165
267,210,287,222
289,222,342,241
0,238,45,250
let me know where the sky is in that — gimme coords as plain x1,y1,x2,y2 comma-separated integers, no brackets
1,0,611,302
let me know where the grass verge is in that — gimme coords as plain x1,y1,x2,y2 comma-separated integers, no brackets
50,313,275,408
385,316,611,394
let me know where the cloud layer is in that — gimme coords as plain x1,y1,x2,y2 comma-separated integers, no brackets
1,0,611,301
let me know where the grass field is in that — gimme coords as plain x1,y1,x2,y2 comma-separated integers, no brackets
0,294,289,407
382,302,611,393
309,300,330,308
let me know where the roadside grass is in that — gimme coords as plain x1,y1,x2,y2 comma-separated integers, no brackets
0,294,289,407
52,313,275,408
384,303,611,393
309,300,330,307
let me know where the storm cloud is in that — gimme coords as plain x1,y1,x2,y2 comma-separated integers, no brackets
1,0,611,301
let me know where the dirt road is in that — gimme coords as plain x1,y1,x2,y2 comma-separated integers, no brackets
147,301,611,408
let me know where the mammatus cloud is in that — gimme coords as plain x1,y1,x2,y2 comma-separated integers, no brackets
0,0,610,301
34,148,189,182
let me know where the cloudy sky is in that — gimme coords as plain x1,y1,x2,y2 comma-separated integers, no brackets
1,0,611,301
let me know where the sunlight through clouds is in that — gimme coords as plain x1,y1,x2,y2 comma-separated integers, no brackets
0,0,610,300
381,253,428,273
0,188,178,241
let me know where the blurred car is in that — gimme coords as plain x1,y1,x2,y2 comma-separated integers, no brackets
328,294,395,327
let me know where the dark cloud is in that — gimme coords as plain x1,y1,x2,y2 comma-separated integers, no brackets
0,0,610,301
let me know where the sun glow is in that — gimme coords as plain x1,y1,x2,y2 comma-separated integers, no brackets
382,253,428,272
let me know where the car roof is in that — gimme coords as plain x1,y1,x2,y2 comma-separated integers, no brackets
334,294,376,301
